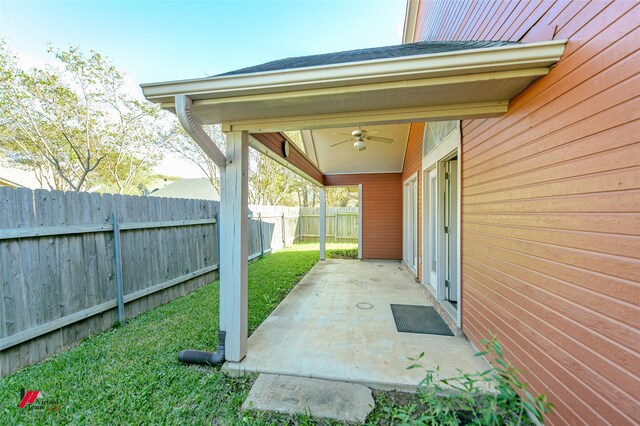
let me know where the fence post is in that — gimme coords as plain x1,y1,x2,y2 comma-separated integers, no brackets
282,212,286,248
258,212,264,257
112,212,125,323
335,211,339,242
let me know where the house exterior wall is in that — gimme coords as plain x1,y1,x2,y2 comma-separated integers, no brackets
402,122,425,280
324,173,402,260
411,1,639,425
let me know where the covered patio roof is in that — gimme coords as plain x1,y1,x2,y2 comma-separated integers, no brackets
142,39,566,133
139,39,566,363
142,39,565,178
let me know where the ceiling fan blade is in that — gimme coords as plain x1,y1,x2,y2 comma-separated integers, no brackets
331,132,353,136
367,136,394,144
331,139,353,147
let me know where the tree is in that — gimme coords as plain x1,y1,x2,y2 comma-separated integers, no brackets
0,41,163,193
327,187,358,207
249,149,299,206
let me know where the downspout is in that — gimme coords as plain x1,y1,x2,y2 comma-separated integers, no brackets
175,95,226,169
179,331,226,366
175,94,227,366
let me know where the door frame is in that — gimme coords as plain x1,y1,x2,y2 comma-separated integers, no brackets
421,122,462,326
403,172,418,275
423,167,438,292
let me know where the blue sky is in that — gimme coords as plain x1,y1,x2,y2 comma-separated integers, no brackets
0,0,406,85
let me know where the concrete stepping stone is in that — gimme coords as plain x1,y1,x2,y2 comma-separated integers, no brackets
242,374,375,423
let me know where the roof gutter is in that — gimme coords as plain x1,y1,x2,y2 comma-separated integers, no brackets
175,95,226,169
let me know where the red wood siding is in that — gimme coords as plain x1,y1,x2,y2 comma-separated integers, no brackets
251,132,324,184
324,173,402,260
413,1,640,425
402,123,425,279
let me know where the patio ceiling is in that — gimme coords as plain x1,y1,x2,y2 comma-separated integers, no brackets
304,124,411,174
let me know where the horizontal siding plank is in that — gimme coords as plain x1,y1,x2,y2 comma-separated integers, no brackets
463,189,640,213
463,289,606,426
464,246,639,348
463,167,640,204
478,0,509,40
510,1,550,41
465,52,640,163
464,276,637,425
463,3,639,150
463,212,639,236
463,238,639,328
464,221,639,259
464,142,640,197
462,260,640,400
463,114,639,185
462,228,639,284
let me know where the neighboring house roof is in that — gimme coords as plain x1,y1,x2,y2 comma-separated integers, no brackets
0,177,24,188
216,40,516,76
148,178,219,201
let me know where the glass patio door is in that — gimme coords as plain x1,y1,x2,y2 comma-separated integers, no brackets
444,157,458,304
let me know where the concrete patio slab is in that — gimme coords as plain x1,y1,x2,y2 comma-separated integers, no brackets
223,260,490,392
242,374,374,422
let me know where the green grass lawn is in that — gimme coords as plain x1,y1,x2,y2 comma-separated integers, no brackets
0,244,330,425
0,242,406,425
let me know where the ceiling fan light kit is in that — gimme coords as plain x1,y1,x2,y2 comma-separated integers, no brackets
331,127,394,151
353,139,367,151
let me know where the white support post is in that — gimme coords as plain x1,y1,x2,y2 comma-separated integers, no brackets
358,183,363,259
319,187,326,260
220,130,249,362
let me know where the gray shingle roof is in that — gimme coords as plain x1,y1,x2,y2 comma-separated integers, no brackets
148,178,219,201
216,41,516,77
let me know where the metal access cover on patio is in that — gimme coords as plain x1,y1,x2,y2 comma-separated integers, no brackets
391,304,453,336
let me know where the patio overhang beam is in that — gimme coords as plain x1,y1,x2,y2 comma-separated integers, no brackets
249,133,324,186
224,101,508,133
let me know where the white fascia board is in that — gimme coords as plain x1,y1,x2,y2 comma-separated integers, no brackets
140,40,566,104
402,0,420,44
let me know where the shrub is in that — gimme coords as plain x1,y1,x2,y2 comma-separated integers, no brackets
391,335,554,425
327,248,358,259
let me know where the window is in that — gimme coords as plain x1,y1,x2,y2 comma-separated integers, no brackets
423,121,457,156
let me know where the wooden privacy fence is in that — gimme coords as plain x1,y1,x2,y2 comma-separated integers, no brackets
0,188,276,377
0,188,359,377
296,207,359,243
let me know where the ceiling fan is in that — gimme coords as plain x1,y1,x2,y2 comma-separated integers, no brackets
331,128,393,151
